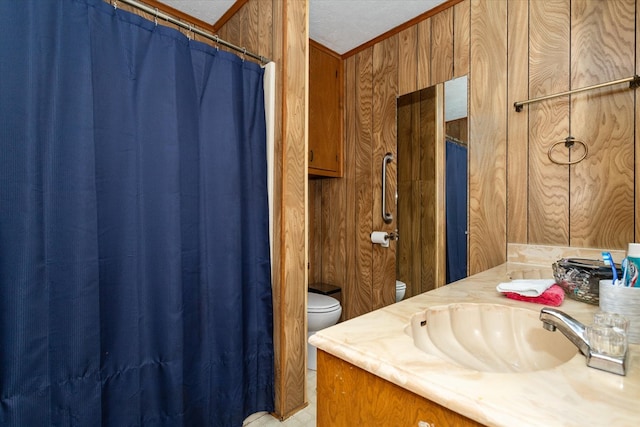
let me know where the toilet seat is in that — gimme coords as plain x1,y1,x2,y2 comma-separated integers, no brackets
308,293,341,313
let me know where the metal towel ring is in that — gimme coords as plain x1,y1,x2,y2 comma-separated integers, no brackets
548,136,588,165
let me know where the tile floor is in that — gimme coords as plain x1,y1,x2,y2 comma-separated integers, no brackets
243,370,317,427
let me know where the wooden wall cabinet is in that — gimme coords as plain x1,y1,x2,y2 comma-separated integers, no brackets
316,350,483,427
309,41,343,177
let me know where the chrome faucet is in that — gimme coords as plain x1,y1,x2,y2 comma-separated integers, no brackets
540,307,627,376
540,308,590,356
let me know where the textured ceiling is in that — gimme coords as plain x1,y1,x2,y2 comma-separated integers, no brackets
162,0,448,55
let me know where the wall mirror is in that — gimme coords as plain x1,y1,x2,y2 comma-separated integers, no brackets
396,76,468,299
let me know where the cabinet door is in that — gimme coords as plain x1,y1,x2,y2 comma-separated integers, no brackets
317,350,484,427
309,43,343,177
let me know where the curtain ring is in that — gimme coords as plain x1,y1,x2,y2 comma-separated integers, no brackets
548,136,588,165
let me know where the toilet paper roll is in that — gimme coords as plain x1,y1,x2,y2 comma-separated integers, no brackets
371,231,389,247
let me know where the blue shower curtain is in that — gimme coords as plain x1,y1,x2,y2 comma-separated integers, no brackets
0,1,274,426
445,140,468,283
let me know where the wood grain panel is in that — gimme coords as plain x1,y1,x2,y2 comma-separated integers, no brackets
433,84,446,287
396,92,422,298
637,0,640,242
528,0,570,246
468,0,507,274
257,0,273,58
308,180,321,283
372,36,398,309
350,48,374,319
321,177,346,288
343,55,357,322
417,18,432,90
453,0,470,78
420,85,446,289
569,0,635,248
316,350,483,427
431,6,454,85
276,0,308,417
396,94,415,296
507,0,529,244
398,26,418,96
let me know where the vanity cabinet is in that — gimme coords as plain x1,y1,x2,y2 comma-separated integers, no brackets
316,350,484,427
308,41,343,177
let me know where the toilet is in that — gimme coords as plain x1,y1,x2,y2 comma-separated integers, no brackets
396,280,406,302
307,292,342,370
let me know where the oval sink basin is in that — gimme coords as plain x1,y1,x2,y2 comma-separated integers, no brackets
406,303,578,373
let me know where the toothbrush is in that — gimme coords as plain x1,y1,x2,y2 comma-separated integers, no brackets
621,258,628,286
602,252,618,285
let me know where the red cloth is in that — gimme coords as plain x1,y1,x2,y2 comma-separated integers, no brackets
502,284,565,307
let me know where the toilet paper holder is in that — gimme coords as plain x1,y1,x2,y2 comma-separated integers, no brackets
371,230,399,248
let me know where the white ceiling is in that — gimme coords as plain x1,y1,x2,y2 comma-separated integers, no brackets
162,0,448,55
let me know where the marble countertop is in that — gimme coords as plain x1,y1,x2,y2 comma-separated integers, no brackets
309,258,640,427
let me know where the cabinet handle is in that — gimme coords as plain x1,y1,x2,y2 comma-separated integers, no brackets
309,150,314,162
382,152,393,224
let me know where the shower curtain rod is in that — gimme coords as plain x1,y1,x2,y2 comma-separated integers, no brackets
113,0,270,64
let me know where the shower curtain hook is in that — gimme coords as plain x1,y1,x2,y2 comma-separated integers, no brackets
112,0,118,10
242,48,247,62
187,24,192,40
154,8,158,26
214,35,220,51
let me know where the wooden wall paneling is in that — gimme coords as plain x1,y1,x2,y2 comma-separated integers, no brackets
418,88,435,291
445,118,467,142
637,0,640,243
417,18,432,91
320,182,331,281
219,9,239,54
396,94,413,296
527,0,570,246
430,7,454,85
409,95,423,295
433,84,447,287
569,0,635,249
468,0,507,274
274,0,307,418
308,180,321,283
320,178,346,288
506,0,529,244
398,26,418,96
418,86,445,290
453,0,470,78
372,36,399,309
343,55,357,321
235,2,260,51
397,93,424,298
350,49,374,319
257,0,273,58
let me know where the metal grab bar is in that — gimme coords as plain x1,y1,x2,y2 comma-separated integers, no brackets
382,152,393,224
